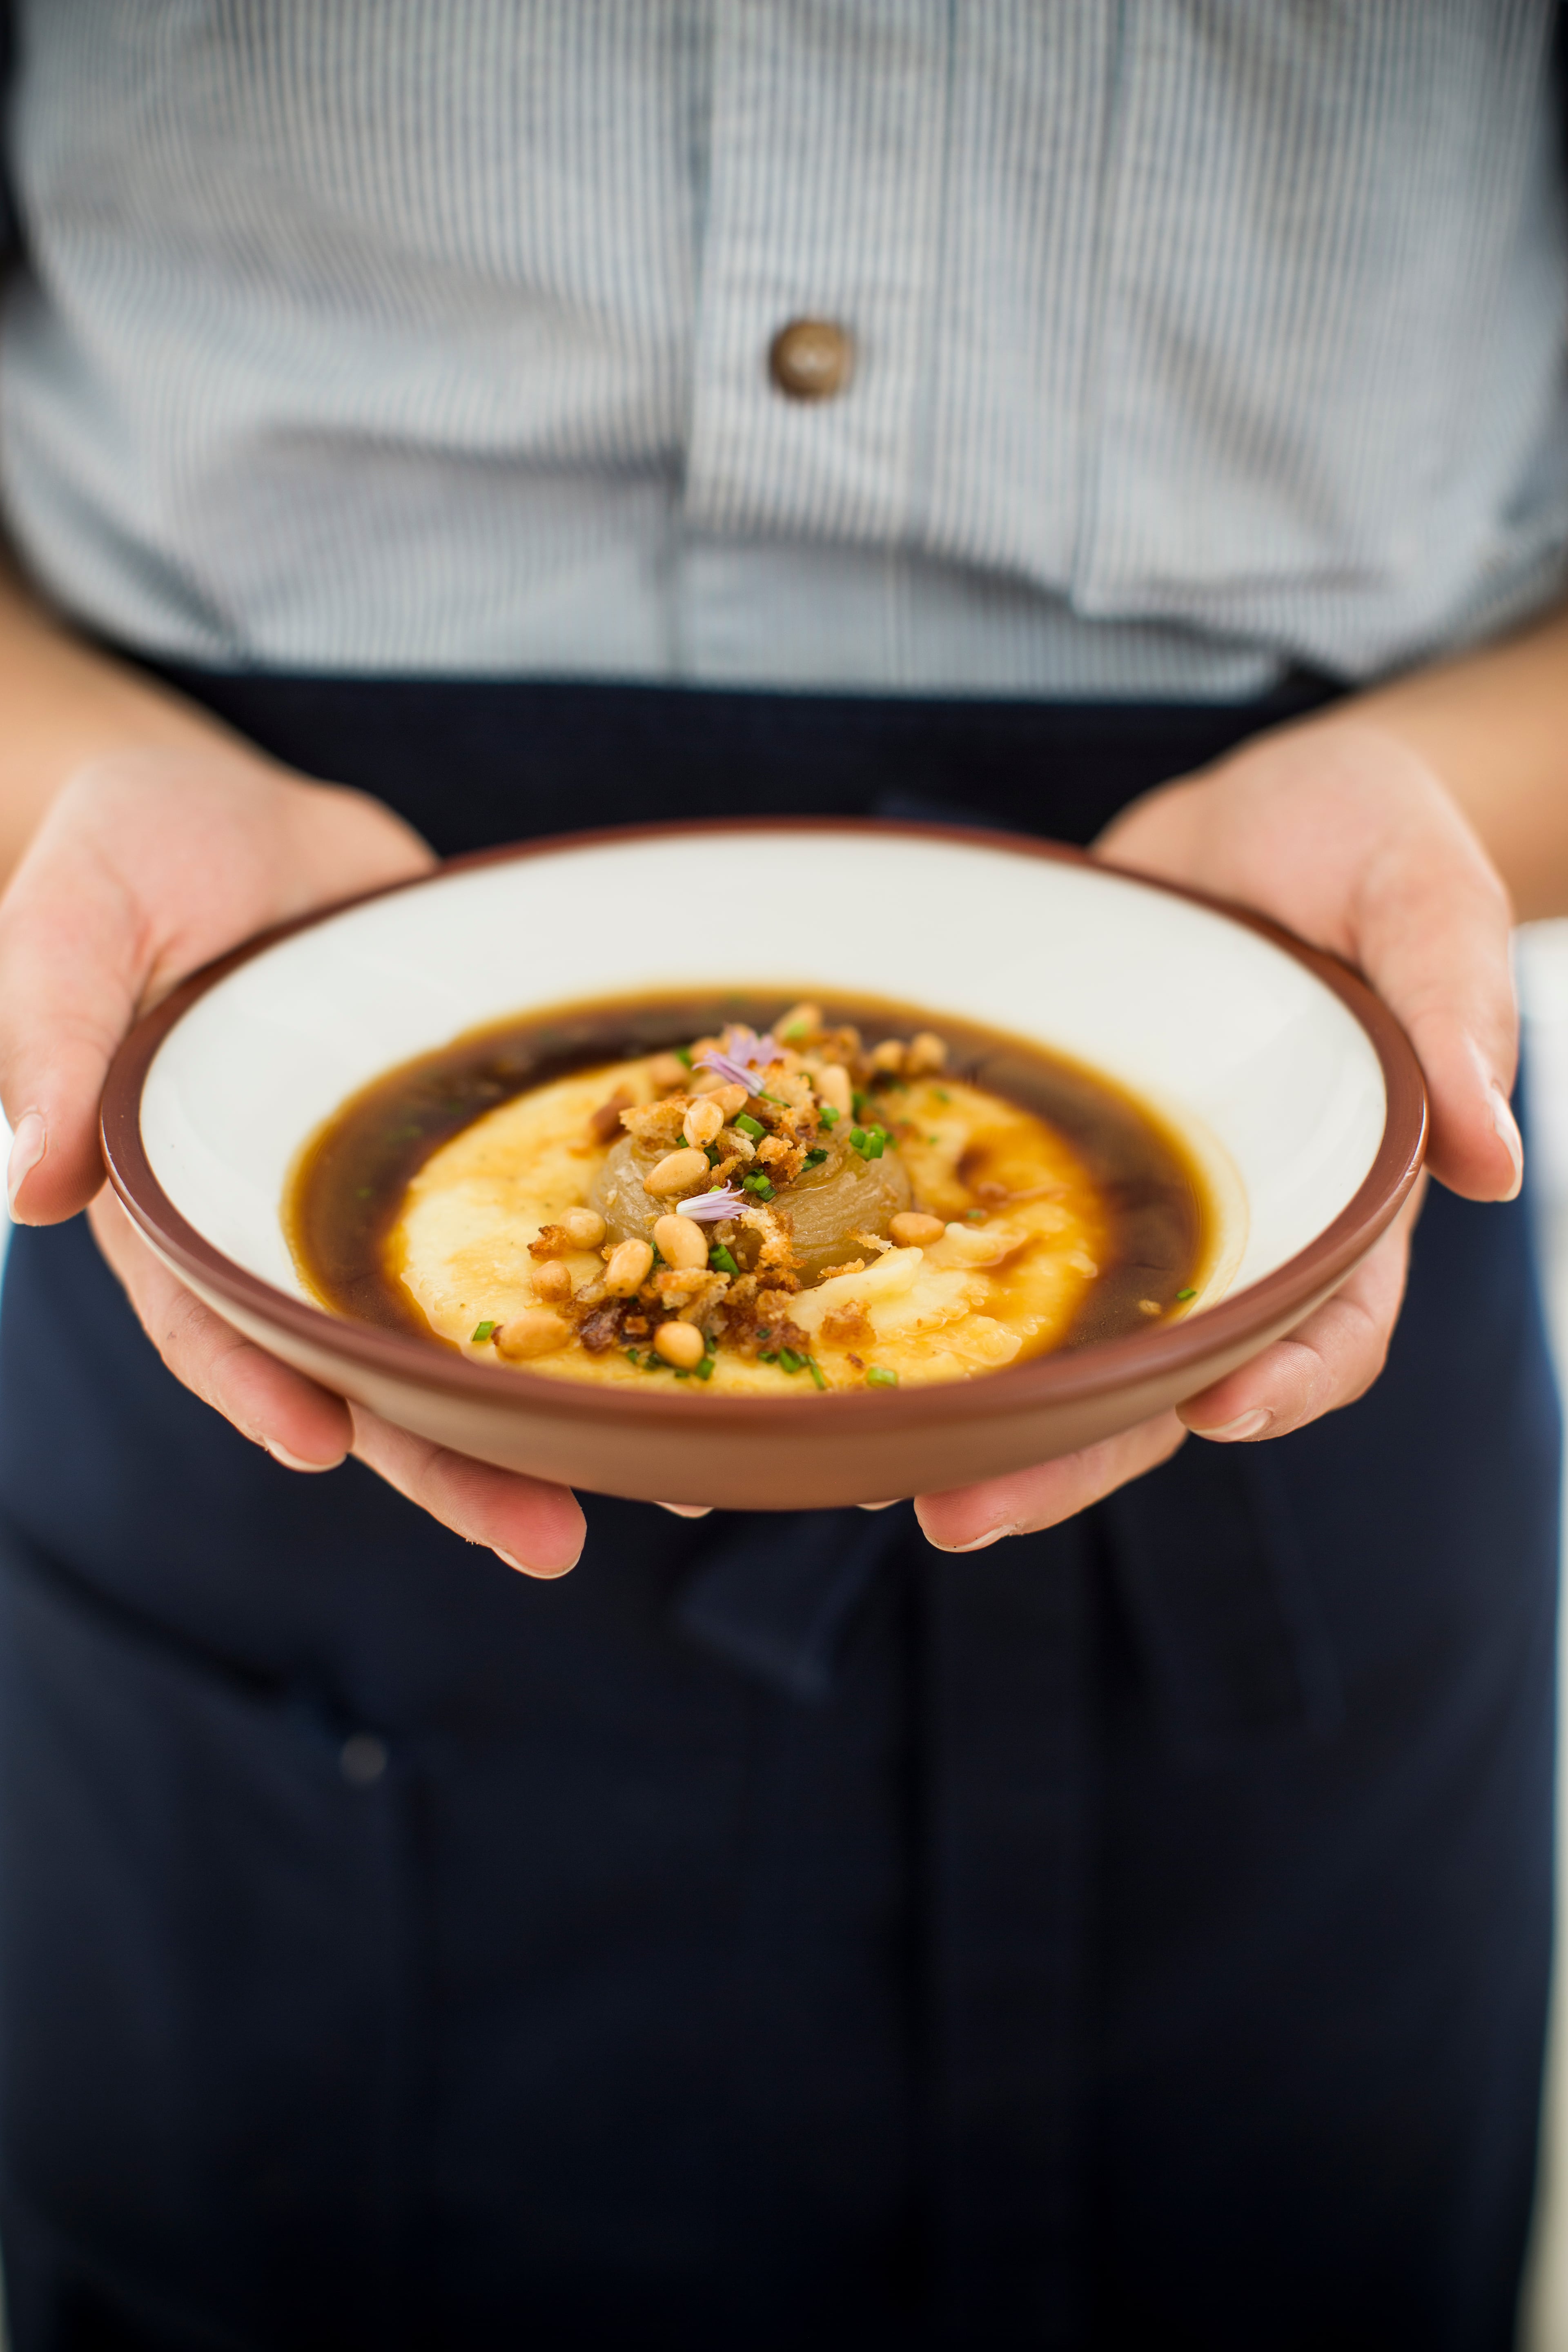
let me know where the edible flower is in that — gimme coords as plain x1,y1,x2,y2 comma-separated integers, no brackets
674,1185,748,1222
694,1025,780,1092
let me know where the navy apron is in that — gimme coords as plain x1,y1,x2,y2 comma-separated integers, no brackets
0,673,1555,2352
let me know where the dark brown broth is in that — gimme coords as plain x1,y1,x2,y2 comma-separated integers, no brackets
288,992,1207,1352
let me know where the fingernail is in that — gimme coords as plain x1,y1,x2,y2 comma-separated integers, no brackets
265,1442,341,1474
857,1499,898,1512
494,1548,575,1579
1193,1406,1272,1442
5,1112,46,1219
653,1501,713,1519
1490,1084,1524,1202
927,1521,1017,1555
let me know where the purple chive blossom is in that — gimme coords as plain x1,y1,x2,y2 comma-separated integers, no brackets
674,1186,747,1222
694,1025,780,1092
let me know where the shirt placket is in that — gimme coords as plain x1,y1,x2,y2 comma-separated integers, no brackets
677,0,950,681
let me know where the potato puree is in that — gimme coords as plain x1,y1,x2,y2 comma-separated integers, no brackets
288,992,1205,1391
393,1056,1111,1394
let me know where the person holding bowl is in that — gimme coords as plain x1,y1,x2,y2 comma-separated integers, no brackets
0,9,1558,2347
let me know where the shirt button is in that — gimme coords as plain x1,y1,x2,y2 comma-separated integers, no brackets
768,317,855,402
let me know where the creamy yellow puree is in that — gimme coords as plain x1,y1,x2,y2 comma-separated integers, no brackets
391,1053,1111,1393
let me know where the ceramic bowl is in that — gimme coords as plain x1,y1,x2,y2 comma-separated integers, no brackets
100,822,1426,1512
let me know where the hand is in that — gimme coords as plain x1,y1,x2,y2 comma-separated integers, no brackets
914,720,1517,1552
0,745,586,1577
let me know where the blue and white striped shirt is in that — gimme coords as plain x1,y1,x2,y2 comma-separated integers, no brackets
2,2,1566,698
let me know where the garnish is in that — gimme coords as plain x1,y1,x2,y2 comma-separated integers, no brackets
470,1320,497,1343
866,1365,898,1387
804,1147,829,1166
777,1347,804,1373
805,1355,827,1390
675,1047,693,1067
694,1026,780,1092
819,1105,840,1127
709,1244,741,1277
742,1172,776,1200
675,1185,748,1221
695,1352,716,1381
1175,1286,1197,1301
734,1112,765,1140
849,1125,890,1159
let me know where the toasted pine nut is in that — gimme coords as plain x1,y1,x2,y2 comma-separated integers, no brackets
644,1147,710,1196
816,1064,853,1117
532,1259,573,1301
653,1319,706,1370
604,1238,654,1294
648,1052,690,1091
701,1080,748,1118
889,1212,946,1249
654,1213,710,1271
775,1000,821,1040
906,1030,947,1074
870,1039,906,1074
494,1308,572,1361
559,1206,606,1248
682,1098,725,1150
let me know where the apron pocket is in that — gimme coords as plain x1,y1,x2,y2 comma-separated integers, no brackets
0,1522,413,2352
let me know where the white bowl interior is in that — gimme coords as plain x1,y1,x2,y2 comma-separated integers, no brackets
138,831,1387,1312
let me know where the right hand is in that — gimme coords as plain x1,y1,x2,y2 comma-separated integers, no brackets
0,744,587,1576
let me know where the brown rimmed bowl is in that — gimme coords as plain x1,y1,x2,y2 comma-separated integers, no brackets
100,820,1426,1511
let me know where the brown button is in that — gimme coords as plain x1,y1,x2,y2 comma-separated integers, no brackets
768,317,855,402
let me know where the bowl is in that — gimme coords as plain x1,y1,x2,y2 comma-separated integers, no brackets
100,821,1426,1512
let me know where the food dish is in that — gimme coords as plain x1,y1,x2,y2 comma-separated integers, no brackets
100,822,1426,1512
289,995,1213,1395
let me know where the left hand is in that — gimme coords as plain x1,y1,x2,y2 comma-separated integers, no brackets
913,719,1520,1552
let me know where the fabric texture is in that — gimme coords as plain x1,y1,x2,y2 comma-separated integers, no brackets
1,2,1567,693
0,673,1555,2350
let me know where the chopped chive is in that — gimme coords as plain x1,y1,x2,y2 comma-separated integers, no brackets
849,1127,866,1150
819,1105,840,1127
470,1320,497,1344
705,1143,722,1165
866,1365,899,1388
933,1087,951,1102
742,1172,775,1199
735,1112,765,1140
852,1091,868,1116
695,1353,716,1381
849,1125,891,1160
804,1147,829,1167
675,1046,693,1067
966,1208,986,1222
624,1345,641,1365
928,1135,940,1145
709,1244,740,1277
777,1348,804,1373
805,1355,827,1391
781,1019,811,1042
758,1348,779,1363
1175,1286,1197,1301
355,1185,374,1199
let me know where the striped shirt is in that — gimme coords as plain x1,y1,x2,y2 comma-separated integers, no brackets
1,2,1566,698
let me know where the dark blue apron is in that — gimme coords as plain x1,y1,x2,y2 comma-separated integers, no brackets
0,673,1555,2352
